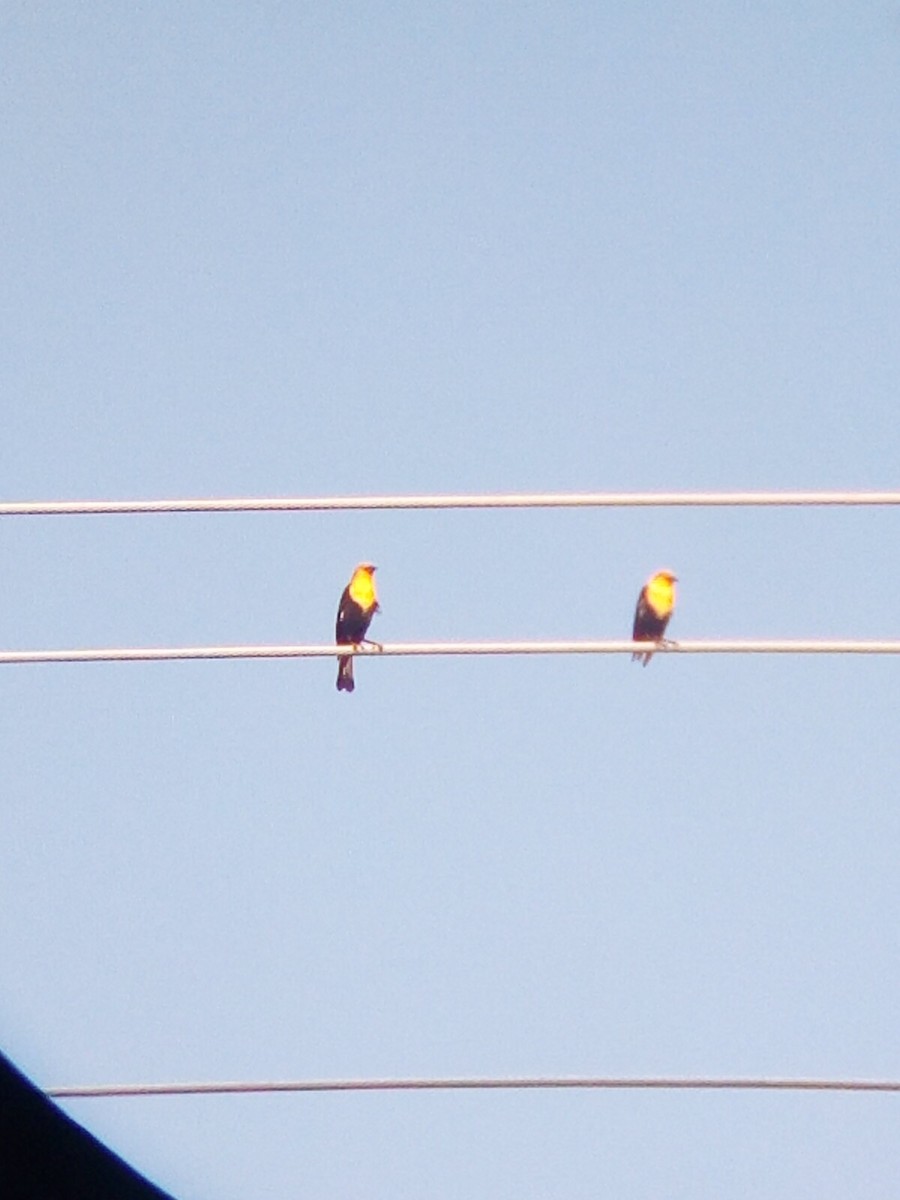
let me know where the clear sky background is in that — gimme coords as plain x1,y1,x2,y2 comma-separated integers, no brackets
2,3,900,1197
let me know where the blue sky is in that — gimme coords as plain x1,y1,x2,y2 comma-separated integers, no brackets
2,3,900,1197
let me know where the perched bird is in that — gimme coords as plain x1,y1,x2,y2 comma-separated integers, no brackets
632,570,677,666
335,563,380,692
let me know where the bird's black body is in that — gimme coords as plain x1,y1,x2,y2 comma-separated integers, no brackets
632,596,669,641
336,589,374,645
335,586,377,692
632,591,671,666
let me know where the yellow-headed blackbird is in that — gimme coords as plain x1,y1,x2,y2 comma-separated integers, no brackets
632,569,677,665
335,563,380,692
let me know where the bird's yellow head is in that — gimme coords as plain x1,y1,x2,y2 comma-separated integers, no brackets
349,563,378,609
646,569,677,614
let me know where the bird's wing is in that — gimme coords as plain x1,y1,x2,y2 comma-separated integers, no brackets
632,588,649,637
336,586,355,640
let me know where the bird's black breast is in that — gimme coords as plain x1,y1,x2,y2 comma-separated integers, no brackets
633,596,670,641
336,588,374,644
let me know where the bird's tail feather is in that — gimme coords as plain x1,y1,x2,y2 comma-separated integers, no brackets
336,655,355,692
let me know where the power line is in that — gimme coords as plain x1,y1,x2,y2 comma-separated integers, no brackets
1,640,900,666
48,1074,900,1100
2,490,900,517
